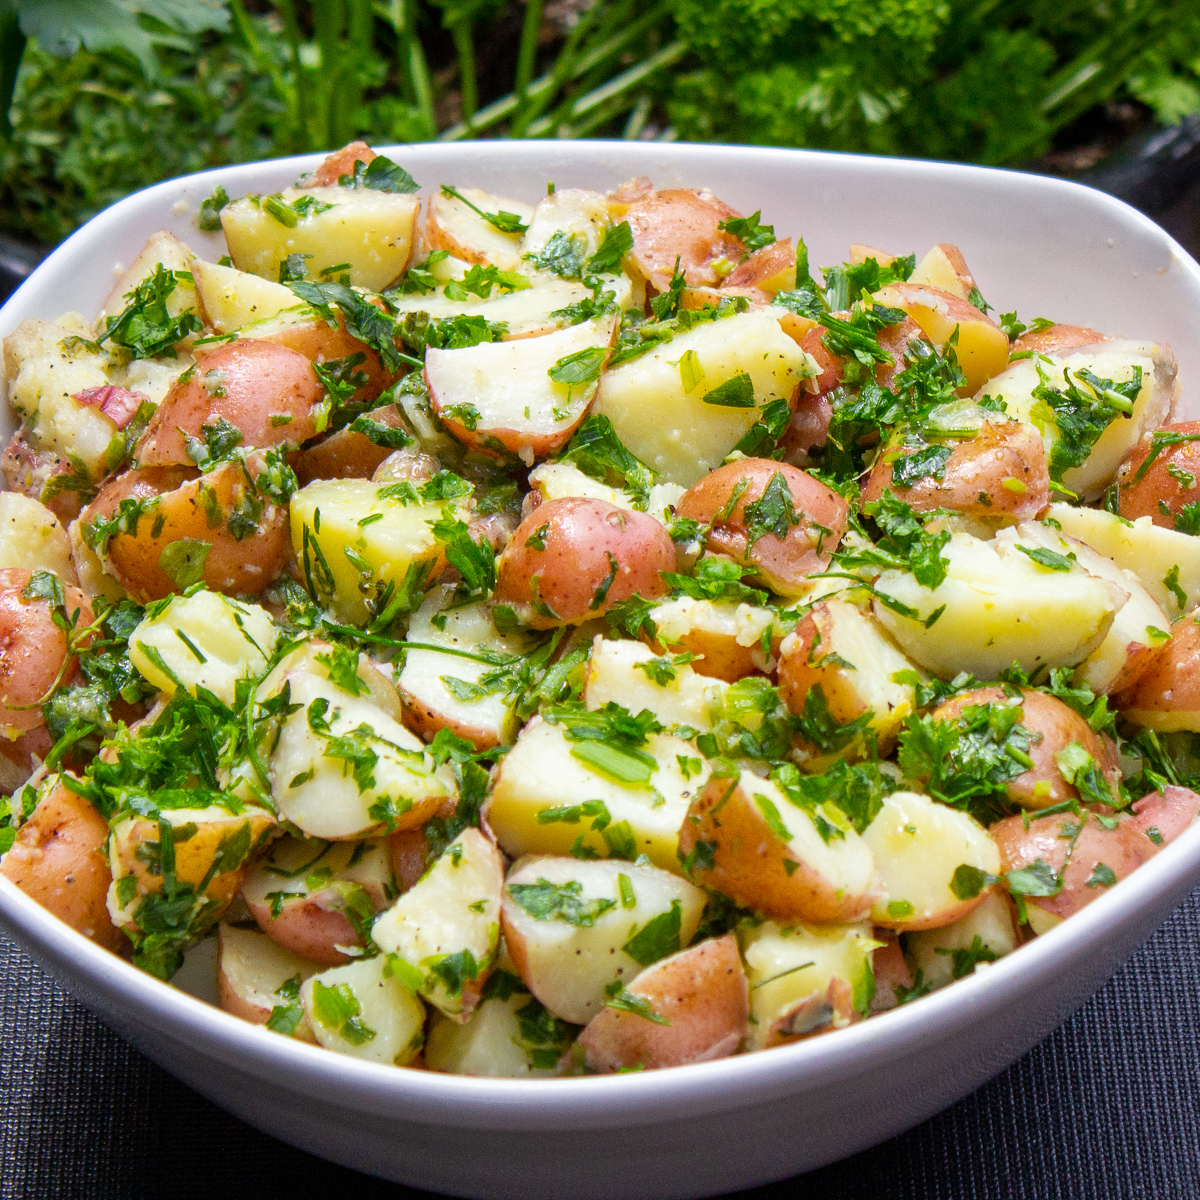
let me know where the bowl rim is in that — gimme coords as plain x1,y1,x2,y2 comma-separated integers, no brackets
3,138,1200,1132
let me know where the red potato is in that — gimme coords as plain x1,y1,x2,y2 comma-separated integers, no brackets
678,286,770,310
577,935,749,1073
0,775,124,951
1128,785,1200,846
493,497,674,629
137,340,323,466
304,140,375,187
0,425,88,523
861,421,1051,520
761,977,856,1048
869,932,913,1013
1116,422,1200,529
645,596,779,683
255,313,393,408
294,405,413,485
1113,615,1200,731
0,726,52,793
216,923,319,1041
724,239,796,293
0,568,93,735
930,687,1120,811
674,459,849,597
83,460,290,602
909,243,978,302
1011,324,1108,357
621,188,745,292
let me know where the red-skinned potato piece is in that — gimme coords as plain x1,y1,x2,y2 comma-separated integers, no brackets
622,188,744,292
83,460,289,602
1116,422,1200,529
305,140,376,187
578,934,749,1073
493,497,673,629
724,239,796,292
137,340,323,467
258,315,393,408
931,687,1120,811
0,775,125,951
675,459,848,597
861,421,1051,520
1011,324,1108,357
294,405,412,485
1113,616,1200,730
1127,785,1200,845
869,932,914,1013
0,568,92,735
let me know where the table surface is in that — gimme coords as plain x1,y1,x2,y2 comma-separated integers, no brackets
4,886,1200,1200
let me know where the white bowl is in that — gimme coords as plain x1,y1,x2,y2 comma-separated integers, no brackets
2,141,1200,1200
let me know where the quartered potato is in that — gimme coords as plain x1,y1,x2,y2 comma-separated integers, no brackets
217,923,320,1040
0,492,78,581
1114,615,1200,731
904,890,1018,992
646,596,779,682
425,187,533,272
190,259,300,333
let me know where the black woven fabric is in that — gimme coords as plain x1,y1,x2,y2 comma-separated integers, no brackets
3,895,1200,1200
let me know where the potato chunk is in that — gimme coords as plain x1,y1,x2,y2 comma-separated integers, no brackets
578,934,749,1072
908,243,978,302
216,923,320,1040
679,769,878,923
905,890,1018,992
425,186,534,272
501,856,705,1024
1114,616,1200,731
190,259,300,333
371,829,504,1019
862,791,1000,930
0,493,77,582
646,595,778,682
485,715,710,873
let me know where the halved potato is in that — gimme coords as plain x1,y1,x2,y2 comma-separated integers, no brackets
370,828,504,1020
216,923,320,1040
621,187,742,291
679,769,878,924
190,259,300,333
425,187,534,272
578,934,748,1072
645,596,779,682
521,187,611,265
724,239,797,294
1116,421,1200,529
485,715,710,873
862,790,1000,930
905,890,1018,992
501,855,705,1025
426,315,618,462
527,461,682,527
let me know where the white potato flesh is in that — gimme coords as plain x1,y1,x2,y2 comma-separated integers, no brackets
980,339,1175,497
300,953,426,1065
397,584,535,748
268,664,454,840
593,310,810,487
190,258,301,333
502,855,706,1025
289,478,468,626
1048,502,1200,619
371,828,504,1019
527,461,683,527
426,315,618,462
905,890,1019,992
425,187,534,272
425,985,565,1077
862,790,1000,930
873,530,1124,679
0,493,77,582
908,244,972,300
1003,521,1171,692
584,637,728,732
520,188,611,263
739,920,876,1050
99,230,201,329
69,518,125,602
127,589,278,704
648,596,779,676
485,716,710,873
221,186,420,291
216,923,320,1040
240,836,395,921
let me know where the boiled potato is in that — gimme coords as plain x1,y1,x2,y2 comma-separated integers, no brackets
240,835,396,965
301,953,426,1065
190,259,300,333
69,517,124,602
426,315,618,461
905,890,1018,991
872,529,1124,679
371,828,504,1019
485,715,710,873
578,934,749,1072
216,923,320,1040
739,919,876,1050
724,239,797,293
674,459,848,596
221,185,419,291
778,600,922,763
908,243,978,302
620,187,742,291
1116,421,1200,529
1011,323,1107,357
289,477,468,625
521,187,610,264
501,856,705,1025
527,461,682,527
0,773,124,950
593,310,810,487
493,496,674,628
863,790,1000,930
425,186,534,272
99,229,201,327
645,596,778,682
679,769,878,924
1114,615,1200,731
127,589,278,705
0,493,78,582
1047,502,1200,618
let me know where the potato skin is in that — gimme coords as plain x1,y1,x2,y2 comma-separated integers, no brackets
1116,422,1200,529
622,188,744,292
138,340,323,466
577,934,749,1073
244,892,363,967
1011,324,1107,357
294,404,412,485
306,140,375,187
0,567,93,735
494,497,673,629
0,776,124,951
862,421,1050,521
930,687,1119,811
84,461,289,602
675,459,849,596
1113,616,1200,724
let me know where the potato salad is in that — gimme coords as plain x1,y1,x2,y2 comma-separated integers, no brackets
3,140,1200,1076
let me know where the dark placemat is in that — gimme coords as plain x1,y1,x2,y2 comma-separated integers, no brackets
3,893,1200,1200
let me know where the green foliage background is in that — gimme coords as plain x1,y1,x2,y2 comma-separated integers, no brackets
2,0,1200,247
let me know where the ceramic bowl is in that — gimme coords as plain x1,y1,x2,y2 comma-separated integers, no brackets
2,141,1200,1200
